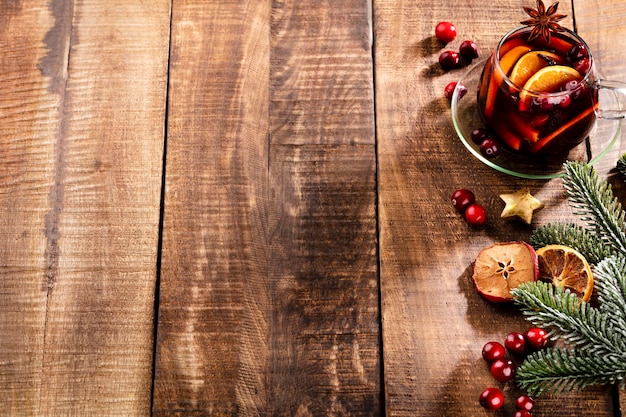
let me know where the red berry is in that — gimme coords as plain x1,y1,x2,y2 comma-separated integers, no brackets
568,43,589,62
459,40,479,60
504,332,526,355
465,203,486,225
574,57,591,75
482,341,506,363
451,189,475,211
515,394,535,411
435,21,457,43
490,358,516,382
558,94,571,108
524,328,548,350
479,137,500,158
439,50,460,71
479,387,504,410
444,81,467,102
470,128,489,145
513,411,532,417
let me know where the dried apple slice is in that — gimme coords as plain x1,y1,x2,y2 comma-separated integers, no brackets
472,242,539,303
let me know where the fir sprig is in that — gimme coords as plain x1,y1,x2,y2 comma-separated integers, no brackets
529,222,616,265
617,153,626,178
513,261,626,395
512,281,626,355
512,161,626,396
562,162,626,256
516,346,626,395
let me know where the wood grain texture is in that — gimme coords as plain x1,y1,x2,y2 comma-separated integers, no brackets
0,1,66,414
374,0,616,415
0,0,170,415
153,0,379,415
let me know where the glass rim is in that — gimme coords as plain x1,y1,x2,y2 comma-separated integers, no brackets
494,26,594,96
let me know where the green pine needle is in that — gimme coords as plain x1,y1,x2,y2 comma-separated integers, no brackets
513,276,626,396
617,153,626,178
516,347,626,396
594,257,626,339
562,162,626,257
512,281,626,354
529,222,616,265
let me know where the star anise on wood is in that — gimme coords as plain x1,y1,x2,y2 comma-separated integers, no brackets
521,0,567,42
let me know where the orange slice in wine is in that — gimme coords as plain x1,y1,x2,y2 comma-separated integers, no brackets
519,65,582,112
509,51,564,87
529,107,595,153
522,65,582,93
484,46,533,118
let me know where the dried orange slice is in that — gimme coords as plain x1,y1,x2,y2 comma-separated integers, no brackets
509,51,564,87
472,242,539,303
535,245,594,302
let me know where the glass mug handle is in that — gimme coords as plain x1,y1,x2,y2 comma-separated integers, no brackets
595,79,626,120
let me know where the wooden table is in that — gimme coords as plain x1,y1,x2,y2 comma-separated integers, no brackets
2,0,625,415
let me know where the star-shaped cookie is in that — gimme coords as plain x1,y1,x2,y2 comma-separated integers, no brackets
500,188,544,224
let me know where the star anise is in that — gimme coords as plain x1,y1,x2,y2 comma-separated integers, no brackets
521,0,567,42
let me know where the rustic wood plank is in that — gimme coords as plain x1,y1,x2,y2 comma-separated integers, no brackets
574,0,626,177
153,0,379,415
0,1,66,414
375,0,616,415
0,0,170,415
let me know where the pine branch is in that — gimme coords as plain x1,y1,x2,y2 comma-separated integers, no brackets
510,162,626,396
516,347,626,396
594,257,626,340
617,153,626,179
512,282,626,354
562,162,626,257
529,222,616,265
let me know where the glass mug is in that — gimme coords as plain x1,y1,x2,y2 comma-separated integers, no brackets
477,26,626,157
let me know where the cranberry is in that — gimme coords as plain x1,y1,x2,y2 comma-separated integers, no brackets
490,358,516,382
459,40,479,61
479,137,500,158
482,341,506,363
574,57,591,75
568,43,589,62
465,203,486,226
451,189,475,211
444,81,467,102
479,387,504,410
524,327,548,350
435,21,457,43
513,411,532,417
558,94,571,108
564,80,580,91
439,50,460,71
533,94,572,111
533,94,557,111
564,80,588,101
505,332,526,355
470,128,489,145
515,394,535,411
